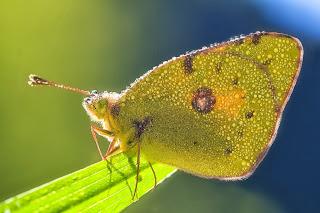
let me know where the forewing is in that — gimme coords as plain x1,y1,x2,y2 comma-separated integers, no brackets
118,32,303,179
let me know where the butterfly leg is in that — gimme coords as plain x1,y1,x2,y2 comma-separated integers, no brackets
104,138,121,159
132,142,141,200
148,162,157,189
90,125,113,160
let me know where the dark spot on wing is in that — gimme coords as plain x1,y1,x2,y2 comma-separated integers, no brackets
184,54,195,74
224,147,233,155
252,33,262,45
215,61,222,74
245,111,254,119
133,117,152,139
232,77,239,85
192,87,216,114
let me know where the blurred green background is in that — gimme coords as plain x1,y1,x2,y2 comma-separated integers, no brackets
1,0,320,212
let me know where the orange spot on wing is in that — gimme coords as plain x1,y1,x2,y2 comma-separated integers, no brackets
215,89,246,117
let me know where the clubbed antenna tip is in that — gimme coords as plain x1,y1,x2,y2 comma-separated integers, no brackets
28,74,50,86
27,74,90,96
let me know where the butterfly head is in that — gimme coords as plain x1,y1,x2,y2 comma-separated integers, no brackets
82,90,119,122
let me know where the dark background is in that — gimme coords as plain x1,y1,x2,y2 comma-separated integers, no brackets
1,0,319,212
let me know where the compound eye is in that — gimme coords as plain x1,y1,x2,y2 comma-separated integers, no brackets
91,90,98,95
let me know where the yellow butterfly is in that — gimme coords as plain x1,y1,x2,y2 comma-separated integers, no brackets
28,31,303,198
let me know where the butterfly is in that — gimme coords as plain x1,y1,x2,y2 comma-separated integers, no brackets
29,31,303,198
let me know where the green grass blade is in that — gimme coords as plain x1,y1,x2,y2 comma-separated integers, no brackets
0,154,176,213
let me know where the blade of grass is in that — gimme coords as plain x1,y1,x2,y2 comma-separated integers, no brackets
0,154,176,213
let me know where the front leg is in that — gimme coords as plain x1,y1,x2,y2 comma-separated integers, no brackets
90,125,113,160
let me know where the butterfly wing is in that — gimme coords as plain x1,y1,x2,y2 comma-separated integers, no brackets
116,32,303,179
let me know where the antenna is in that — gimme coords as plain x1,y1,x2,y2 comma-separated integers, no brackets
28,74,90,96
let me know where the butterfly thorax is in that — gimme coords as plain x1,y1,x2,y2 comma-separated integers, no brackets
82,91,138,153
